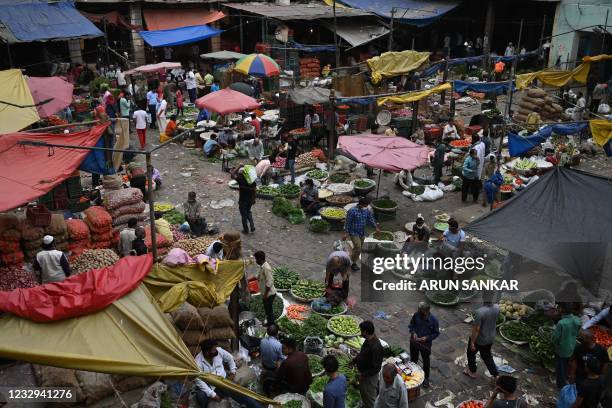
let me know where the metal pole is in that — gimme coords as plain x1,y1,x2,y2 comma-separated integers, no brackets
329,88,336,158
103,17,110,66
602,10,609,54
239,13,244,52
376,169,382,198
333,0,340,67
145,152,158,260
411,37,415,51
440,47,450,104
410,101,419,135
388,8,395,52
540,15,547,70
26,120,100,132
505,19,523,118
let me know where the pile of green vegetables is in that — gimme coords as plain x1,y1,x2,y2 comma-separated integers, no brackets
309,217,330,233
410,185,425,195
372,199,397,209
427,291,459,305
306,169,328,180
308,355,324,374
325,334,345,348
308,368,360,408
309,376,327,393
292,279,326,300
328,316,361,337
272,197,294,217
372,231,394,241
337,354,358,383
500,321,534,343
277,314,328,347
329,173,349,183
248,296,284,322
354,179,374,189
514,158,537,170
273,266,300,290
278,184,301,197
258,185,280,197
282,400,302,408
162,209,185,225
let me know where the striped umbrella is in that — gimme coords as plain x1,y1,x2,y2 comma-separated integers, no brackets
234,53,280,77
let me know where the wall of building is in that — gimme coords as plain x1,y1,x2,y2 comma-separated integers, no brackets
549,0,612,69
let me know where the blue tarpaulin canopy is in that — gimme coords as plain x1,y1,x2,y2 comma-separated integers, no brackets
139,25,222,47
0,0,103,43
453,80,514,93
79,135,116,175
337,0,460,26
287,41,336,53
508,123,589,157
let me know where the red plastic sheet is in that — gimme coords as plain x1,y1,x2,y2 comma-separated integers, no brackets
0,255,153,322
143,9,225,31
0,124,108,212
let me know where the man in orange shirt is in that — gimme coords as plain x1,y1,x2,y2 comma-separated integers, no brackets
494,60,505,81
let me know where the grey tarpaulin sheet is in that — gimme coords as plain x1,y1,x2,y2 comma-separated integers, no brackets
288,87,333,105
464,167,612,294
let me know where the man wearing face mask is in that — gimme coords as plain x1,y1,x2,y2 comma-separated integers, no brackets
407,215,430,244
194,340,262,408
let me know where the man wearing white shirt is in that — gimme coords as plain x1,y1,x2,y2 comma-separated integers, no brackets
205,241,224,260
156,97,168,136
116,68,126,87
472,134,486,179
443,119,459,140
194,340,262,408
185,69,197,102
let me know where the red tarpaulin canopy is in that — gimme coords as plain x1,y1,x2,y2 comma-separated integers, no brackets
26,76,74,118
124,62,182,75
0,124,108,212
0,255,153,322
195,88,260,115
337,135,431,172
143,9,225,31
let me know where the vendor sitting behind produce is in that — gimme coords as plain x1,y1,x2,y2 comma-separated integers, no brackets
483,166,503,211
164,114,178,139
442,219,466,257
255,153,277,185
130,226,148,256
325,250,351,306
218,127,236,149
34,235,72,284
443,119,460,141
203,134,220,157
205,241,224,260
405,214,431,246
184,192,209,236
118,218,138,257
300,178,323,214
276,337,312,395
195,339,262,408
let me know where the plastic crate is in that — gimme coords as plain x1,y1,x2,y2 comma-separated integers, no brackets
26,204,51,227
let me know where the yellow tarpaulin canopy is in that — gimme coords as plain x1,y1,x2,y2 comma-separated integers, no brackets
322,0,347,8
0,284,276,405
589,120,612,147
0,69,40,134
515,54,612,90
377,82,452,106
367,50,431,84
145,260,245,313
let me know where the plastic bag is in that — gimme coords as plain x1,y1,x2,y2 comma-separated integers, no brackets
420,185,444,201
556,384,576,408
287,208,305,224
243,165,257,185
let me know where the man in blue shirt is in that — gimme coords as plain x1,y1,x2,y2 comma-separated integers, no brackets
210,82,220,92
408,302,440,388
197,107,210,123
343,197,379,271
260,325,284,370
204,134,220,157
322,355,347,408
146,89,158,129
461,148,480,202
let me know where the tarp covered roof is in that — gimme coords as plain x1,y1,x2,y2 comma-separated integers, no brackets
139,24,222,47
201,51,247,60
0,69,40,133
26,76,74,119
337,135,431,172
0,124,108,212
327,21,389,49
143,9,225,31
79,10,135,30
0,0,103,43
337,0,460,26
464,167,612,289
124,62,182,75
224,2,372,20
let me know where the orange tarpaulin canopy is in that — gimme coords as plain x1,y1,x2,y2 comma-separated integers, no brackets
143,9,225,31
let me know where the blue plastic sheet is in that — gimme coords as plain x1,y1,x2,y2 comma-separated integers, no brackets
79,134,116,175
337,0,460,26
139,25,222,47
288,41,336,53
453,80,514,93
508,123,589,157
337,97,375,106
0,0,102,42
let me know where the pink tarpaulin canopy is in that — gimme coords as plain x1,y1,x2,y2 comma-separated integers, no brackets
26,76,74,118
0,124,108,212
195,88,260,115
124,62,182,75
337,135,431,172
